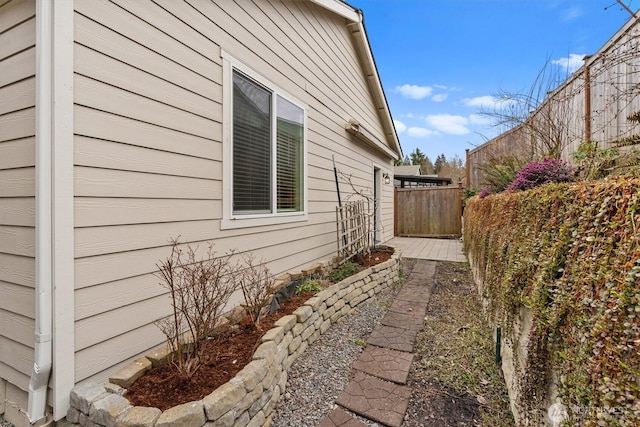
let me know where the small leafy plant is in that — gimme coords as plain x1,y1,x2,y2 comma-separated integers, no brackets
329,261,361,283
295,278,323,294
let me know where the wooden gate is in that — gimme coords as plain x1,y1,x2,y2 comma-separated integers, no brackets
394,184,462,237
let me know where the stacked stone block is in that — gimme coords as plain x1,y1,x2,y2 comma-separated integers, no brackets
66,251,401,427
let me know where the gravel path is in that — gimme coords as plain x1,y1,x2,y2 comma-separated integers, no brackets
271,262,412,427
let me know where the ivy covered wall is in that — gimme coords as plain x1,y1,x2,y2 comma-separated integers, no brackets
464,177,640,426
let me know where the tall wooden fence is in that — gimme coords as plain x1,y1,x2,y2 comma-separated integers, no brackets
394,185,462,238
466,14,640,189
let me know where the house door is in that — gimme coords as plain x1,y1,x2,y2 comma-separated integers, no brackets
373,168,382,245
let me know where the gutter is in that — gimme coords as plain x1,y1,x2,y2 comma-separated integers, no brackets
29,1,54,424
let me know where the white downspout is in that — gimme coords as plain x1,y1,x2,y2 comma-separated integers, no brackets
29,0,54,424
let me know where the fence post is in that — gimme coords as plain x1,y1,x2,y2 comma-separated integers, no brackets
393,187,398,237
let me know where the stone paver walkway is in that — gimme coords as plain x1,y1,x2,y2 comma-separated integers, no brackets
319,258,440,427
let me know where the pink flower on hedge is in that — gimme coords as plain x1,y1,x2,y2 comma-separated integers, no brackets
506,158,575,191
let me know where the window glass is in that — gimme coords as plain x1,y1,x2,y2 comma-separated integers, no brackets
231,69,304,216
232,71,271,214
276,96,304,212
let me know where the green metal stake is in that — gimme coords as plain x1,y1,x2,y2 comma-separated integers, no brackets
496,327,502,365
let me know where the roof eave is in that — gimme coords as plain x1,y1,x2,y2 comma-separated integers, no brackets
307,0,360,22
309,0,403,160
347,15,403,160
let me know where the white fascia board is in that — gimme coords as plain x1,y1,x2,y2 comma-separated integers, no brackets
307,0,360,22
347,20,403,160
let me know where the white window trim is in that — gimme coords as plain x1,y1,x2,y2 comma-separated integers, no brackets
221,51,308,230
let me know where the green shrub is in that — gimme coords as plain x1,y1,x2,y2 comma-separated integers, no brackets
329,261,361,283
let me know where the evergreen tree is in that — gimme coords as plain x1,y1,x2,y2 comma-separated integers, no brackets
434,154,446,174
421,157,435,175
410,148,426,166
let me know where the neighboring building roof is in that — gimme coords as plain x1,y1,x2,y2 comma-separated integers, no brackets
394,165,422,176
308,0,403,160
394,175,453,188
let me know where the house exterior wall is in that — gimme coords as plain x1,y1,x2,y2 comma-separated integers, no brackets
0,0,37,416
72,0,396,389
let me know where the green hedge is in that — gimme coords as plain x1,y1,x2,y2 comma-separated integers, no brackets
464,177,640,426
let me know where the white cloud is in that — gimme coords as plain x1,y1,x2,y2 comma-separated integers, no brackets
434,84,448,90
394,119,407,133
462,95,501,108
425,114,470,135
431,93,448,102
395,84,433,100
552,53,586,74
407,127,438,138
469,114,492,126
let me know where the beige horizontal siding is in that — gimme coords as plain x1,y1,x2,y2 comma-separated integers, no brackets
0,47,34,88
0,197,34,227
74,75,219,139
0,363,29,393
75,198,221,227
0,77,35,115
75,323,164,384
0,281,34,318
0,14,34,60
0,167,35,197
0,253,34,288
75,294,169,351
0,0,34,34
74,106,220,160
0,137,34,170
74,166,222,199
0,107,34,142
0,226,34,257
0,336,32,387
0,311,34,348
0,0,36,393
74,137,220,180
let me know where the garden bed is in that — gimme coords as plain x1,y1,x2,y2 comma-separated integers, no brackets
66,248,400,427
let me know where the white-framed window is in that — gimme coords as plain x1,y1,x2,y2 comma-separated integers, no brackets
221,52,308,229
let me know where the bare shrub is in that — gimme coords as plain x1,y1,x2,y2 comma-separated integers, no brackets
155,239,239,379
238,253,276,328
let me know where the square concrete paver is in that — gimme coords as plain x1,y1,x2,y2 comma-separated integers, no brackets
336,372,411,427
352,345,414,384
394,285,432,304
367,324,417,352
410,259,437,276
388,298,428,316
318,407,368,427
381,310,424,331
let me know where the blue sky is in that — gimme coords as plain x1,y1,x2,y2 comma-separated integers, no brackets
349,0,636,162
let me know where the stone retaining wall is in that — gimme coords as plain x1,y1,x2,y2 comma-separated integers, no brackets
469,259,560,427
65,250,401,427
